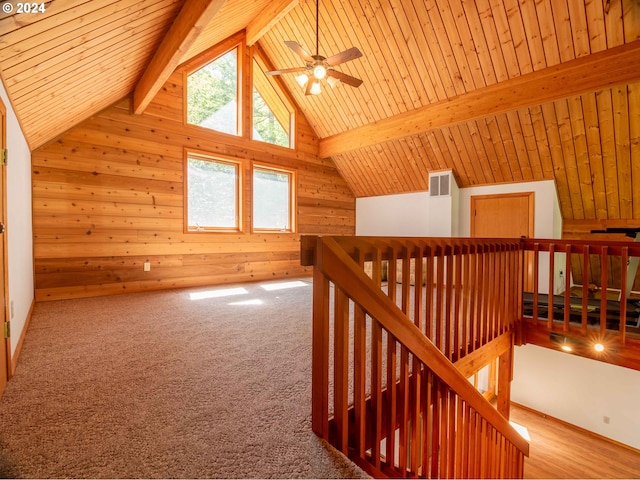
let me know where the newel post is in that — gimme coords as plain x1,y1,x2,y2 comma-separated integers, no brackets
310,237,330,439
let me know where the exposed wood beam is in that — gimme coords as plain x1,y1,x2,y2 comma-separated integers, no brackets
319,40,640,159
132,0,225,115
246,0,299,46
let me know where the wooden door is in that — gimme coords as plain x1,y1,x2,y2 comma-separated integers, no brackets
471,192,534,291
0,98,7,397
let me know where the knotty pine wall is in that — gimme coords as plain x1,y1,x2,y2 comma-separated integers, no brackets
32,72,355,301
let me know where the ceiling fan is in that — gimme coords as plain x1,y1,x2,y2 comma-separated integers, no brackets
266,0,363,95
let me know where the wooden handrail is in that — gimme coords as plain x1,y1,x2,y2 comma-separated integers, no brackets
315,235,530,457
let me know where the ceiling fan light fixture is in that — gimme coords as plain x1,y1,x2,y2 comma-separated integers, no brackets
310,81,322,95
313,64,327,80
327,75,340,88
295,73,309,87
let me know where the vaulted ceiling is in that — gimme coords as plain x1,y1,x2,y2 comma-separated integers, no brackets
1,0,639,223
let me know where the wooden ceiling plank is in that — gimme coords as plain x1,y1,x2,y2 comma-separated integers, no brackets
2,0,178,74
424,0,471,95
554,99,584,219
623,0,640,43
0,0,100,45
567,0,591,58
318,40,640,158
612,85,633,218
504,111,534,181
549,0,576,63
474,118,504,183
485,116,515,182
457,0,498,86
528,104,555,180
535,0,561,66
474,0,512,81
369,0,427,110
629,82,640,219
133,0,226,115
459,122,493,185
411,1,458,99
14,26,168,113
246,0,299,46
605,0,625,49
596,89,621,219
8,6,175,98
567,95,597,219
540,102,574,219
388,0,439,103
517,0,547,72
514,109,544,180
445,124,484,186
491,0,530,75
580,92,608,219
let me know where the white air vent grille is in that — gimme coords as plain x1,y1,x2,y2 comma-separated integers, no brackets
429,172,451,197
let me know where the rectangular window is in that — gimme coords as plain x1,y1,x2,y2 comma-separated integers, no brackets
186,154,240,231
252,165,294,232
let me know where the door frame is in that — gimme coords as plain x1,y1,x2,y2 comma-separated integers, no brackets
470,192,535,239
0,97,9,384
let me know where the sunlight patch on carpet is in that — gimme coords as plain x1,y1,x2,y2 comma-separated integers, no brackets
189,287,248,300
228,299,264,306
260,280,308,291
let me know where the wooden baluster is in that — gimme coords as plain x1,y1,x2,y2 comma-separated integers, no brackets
439,384,449,479
334,286,349,454
311,264,330,439
425,245,434,341
447,391,456,478
388,246,398,303
469,246,478,352
421,368,432,478
533,243,539,322
462,245,470,356
352,248,367,458
453,244,462,361
620,247,628,344
481,245,490,345
445,246,454,359
548,244,555,330
414,243,425,331
600,246,608,336
435,247,445,351
371,248,383,469
430,378,441,479
563,244,571,332
582,246,589,334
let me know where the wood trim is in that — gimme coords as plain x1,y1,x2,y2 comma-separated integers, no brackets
470,191,535,239
132,0,226,114
250,162,296,234
510,401,640,455
0,95,8,384
10,298,34,377
318,40,640,158
245,0,299,46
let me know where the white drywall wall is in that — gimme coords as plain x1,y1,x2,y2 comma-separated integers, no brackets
356,191,431,236
0,79,34,357
512,344,640,450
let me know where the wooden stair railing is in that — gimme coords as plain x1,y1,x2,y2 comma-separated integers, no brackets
302,236,529,479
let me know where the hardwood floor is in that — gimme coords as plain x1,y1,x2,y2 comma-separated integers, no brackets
509,404,640,478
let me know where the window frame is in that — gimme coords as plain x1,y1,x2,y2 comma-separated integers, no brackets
251,51,295,149
184,43,242,137
184,150,243,234
251,163,296,233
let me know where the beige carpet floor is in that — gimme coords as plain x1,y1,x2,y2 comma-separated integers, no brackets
0,278,369,479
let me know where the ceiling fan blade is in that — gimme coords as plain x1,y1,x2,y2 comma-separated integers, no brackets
325,47,362,66
284,40,314,63
265,67,309,76
305,78,314,95
327,69,363,88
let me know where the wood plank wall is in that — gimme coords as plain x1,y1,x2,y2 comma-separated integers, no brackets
31,70,355,301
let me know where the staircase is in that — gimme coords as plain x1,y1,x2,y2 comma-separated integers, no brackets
301,236,530,478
